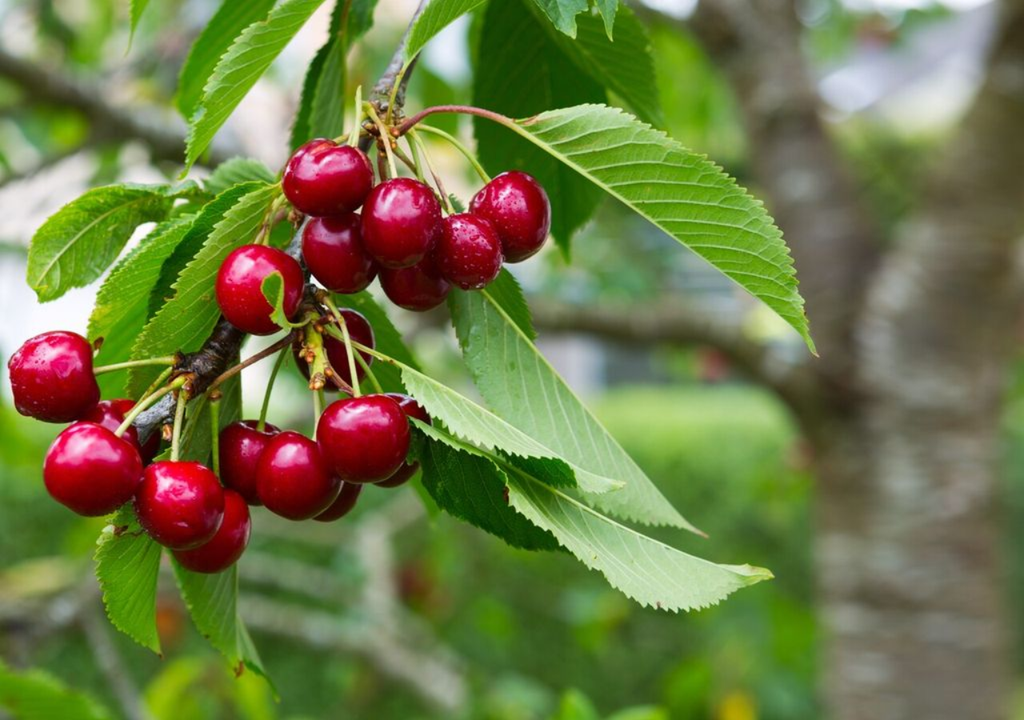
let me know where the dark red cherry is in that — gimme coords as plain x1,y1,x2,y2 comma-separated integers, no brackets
283,139,374,217
361,178,442,269
313,482,363,522
84,399,161,463
215,244,304,336
173,490,251,574
302,214,378,293
43,422,143,516
376,393,431,488
379,256,450,312
134,461,225,550
219,420,280,505
434,213,503,290
470,171,551,262
8,331,100,423
292,309,374,390
375,463,418,489
256,431,341,520
316,395,410,483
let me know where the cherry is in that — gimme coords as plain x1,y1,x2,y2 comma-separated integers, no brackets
173,489,251,574
470,171,551,262
283,139,374,217
293,309,374,389
43,422,143,516
316,395,411,483
215,244,304,336
219,420,280,505
361,178,442,269
313,482,363,522
376,393,431,488
134,461,224,550
84,399,161,463
379,255,450,312
8,331,100,423
434,213,503,290
256,431,341,520
302,214,378,294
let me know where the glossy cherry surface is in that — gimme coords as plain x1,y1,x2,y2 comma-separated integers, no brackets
8,331,100,423
43,422,143,516
316,395,410,483
283,139,374,217
313,482,363,522
173,489,251,573
361,178,442,269
84,399,161,463
379,256,450,312
219,420,280,505
302,214,377,293
135,461,225,550
256,431,341,520
293,309,374,389
215,244,304,336
434,213,503,290
470,171,551,262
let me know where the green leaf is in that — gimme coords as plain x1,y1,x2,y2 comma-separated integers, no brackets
261,272,305,330
449,273,694,530
171,561,272,686
203,158,276,196
506,104,814,351
291,42,334,151
291,34,346,151
551,690,600,720
176,0,278,118
89,217,195,397
0,661,114,720
333,291,420,394
185,0,328,170
506,471,773,611
128,182,279,396
178,373,241,465
474,0,606,254
404,0,487,62
26,184,176,302
95,506,163,654
529,0,587,37
129,0,150,42
343,0,379,39
416,433,559,551
594,0,617,39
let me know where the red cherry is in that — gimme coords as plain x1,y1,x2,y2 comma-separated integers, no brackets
173,490,251,574
316,395,410,483
313,482,363,522
256,431,341,520
293,309,374,390
215,244,304,336
8,331,100,423
379,256,450,312
375,463,418,488
219,420,280,505
434,213,503,290
302,214,378,294
84,399,161,463
361,178,442,269
43,422,143,516
376,393,431,488
470,171,551,262
134,461,224,550
283,139,374,217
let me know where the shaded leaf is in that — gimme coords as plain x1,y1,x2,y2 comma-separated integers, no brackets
204,158,276,196
405,0,487,62
0,661,113,720
529,0,587,37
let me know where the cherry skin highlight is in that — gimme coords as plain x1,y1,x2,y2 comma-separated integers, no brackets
219,420,281,505
283,139,374,217
361,178,442,269
316,395,411,483
376,393,431,488
379,256,450,312
313,482,363,522
434,213,503,290
134,461,225,550
215,244,304,336
8,331,100,423
470,171,551,262
43,422,143,516
293,308,374,389
173,490,251,574
84,399,161,463
256,431,341,520
302,214,378,293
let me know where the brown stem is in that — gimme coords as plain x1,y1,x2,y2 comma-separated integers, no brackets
207,332,298,392
395,105,513,136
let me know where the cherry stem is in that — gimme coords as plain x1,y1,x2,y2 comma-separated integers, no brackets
415,125,491,184
93,356,176,375
404,134,427,183
208,332,296,392
114,376,186,437
395,105,515,136
170,388,187,462
365,102,398,179
391,144,420,176
139,366,175,401
352,349,384,395
321,296,362,398
346,85,364,147
209,393,221,476
258,345,289,432
386,64,409,125
313,387,323,434
410,130,454,214
254,193,287,247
